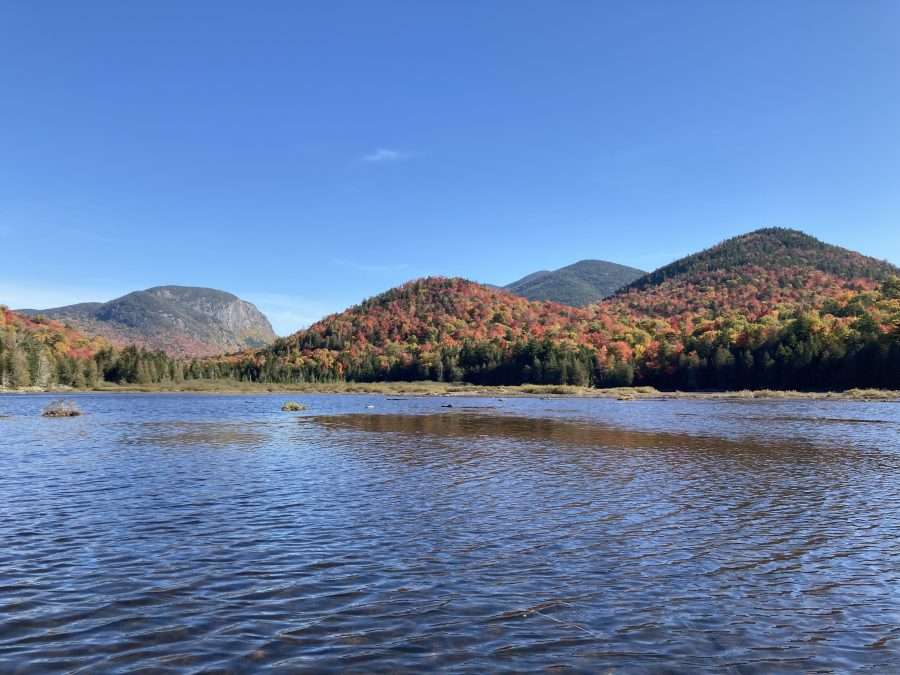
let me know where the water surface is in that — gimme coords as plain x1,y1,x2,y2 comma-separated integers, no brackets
1,393,899,672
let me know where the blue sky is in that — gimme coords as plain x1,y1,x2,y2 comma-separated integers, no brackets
2,1,898,335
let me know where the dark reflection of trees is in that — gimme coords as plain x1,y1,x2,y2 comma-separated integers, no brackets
306,413,893,555
304,413,891,548
310,411,834,459
309,412,887,506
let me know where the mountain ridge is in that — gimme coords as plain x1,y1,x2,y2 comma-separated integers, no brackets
623,227,897,292
4,227,899,392
196,227,900,391
19,285,276,358
606,227,899,322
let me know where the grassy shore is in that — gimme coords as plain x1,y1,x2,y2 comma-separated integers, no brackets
3,380,898,401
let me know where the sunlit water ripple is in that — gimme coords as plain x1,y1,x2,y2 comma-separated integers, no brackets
1,393,900,673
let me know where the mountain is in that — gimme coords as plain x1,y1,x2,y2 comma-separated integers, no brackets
609,228,900,321
505,259,645,306
220,277,597,383
200,277,610,385
7,228,900,392
201,228,900,391
20,286,276,358
627,228,896,292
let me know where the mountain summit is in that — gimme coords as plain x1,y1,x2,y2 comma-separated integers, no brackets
20,286,276,358
207,227,900,390
610,228,899,321
505,259,645,306
625,228,896,292
9,227,897,393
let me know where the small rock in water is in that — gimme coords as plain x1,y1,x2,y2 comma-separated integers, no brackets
42,400,82,417
281,401,306,412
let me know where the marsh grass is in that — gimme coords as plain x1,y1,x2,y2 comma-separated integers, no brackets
81,380,900,400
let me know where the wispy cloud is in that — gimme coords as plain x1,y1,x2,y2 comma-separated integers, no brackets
331,258,411,274
360,148,411,163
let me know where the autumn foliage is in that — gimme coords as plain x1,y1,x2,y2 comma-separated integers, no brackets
195,229,900,390
5,228,900,391
0,307,184,388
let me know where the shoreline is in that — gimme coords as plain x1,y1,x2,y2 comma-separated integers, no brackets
1,381,899,401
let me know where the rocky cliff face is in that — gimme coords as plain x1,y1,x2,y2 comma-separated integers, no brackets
20,286,277,358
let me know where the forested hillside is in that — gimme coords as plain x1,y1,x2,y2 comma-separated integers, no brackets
612,229,895,320
625,228,896,292
195,229,900,390
194,278,609,385
0,307,187,389
615,278,900,391
193,275,900,391
4,229,900,392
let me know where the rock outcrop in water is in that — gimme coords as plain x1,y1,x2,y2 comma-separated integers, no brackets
42,400,82,417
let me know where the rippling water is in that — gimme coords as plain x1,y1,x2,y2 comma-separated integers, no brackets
2,393,900,672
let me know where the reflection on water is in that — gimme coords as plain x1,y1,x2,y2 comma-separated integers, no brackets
130,421,272,449
1,394,900,672
311,410,817,452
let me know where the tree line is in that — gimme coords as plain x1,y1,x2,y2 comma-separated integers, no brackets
3,277,899,391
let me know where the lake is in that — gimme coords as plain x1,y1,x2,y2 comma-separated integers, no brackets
1,393,899,672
